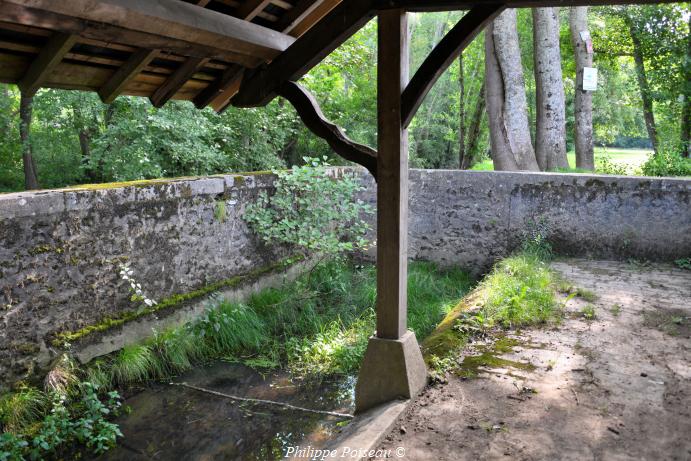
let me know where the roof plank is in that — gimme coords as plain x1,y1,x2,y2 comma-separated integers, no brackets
99,48,158,103
150,56,210,108
3,0,295,60
238,0,274,21
18,31,76,96
194,64,244,109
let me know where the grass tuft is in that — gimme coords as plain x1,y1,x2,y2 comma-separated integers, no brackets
110,344,163,385
0,386,48,433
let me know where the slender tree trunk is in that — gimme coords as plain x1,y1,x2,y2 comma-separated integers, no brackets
458,54,466,169
19,92,39,190
463,82,486,169
533,7,568,171
626,15,659,154
485,10,539,171
681,13,690,158
569,7,595,170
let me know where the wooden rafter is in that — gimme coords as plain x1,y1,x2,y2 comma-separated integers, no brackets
278,81,378,178
237,0,274,21
272,0,320,33
18,31,76,96
194,65,244,109
2,0,295,60
150,56,210,107
401,3,505,128
232,0,374,107
99,48,158,103
0,1,265,67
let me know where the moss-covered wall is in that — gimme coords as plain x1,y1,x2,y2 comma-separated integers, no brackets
0,173,293,389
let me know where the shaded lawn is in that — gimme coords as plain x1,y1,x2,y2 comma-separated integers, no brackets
471,147,652,173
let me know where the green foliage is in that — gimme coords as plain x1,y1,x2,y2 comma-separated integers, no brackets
479,253,560,328
244,157,373,257
641,148,691,177
0,383,122,460
674,258,691,270
0,387,47,434
596,155,629,175
521,219,553,261
579,304,597,320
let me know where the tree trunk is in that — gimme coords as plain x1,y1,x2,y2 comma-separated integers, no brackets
626,15,659,154
458,54,466,169
485,10,539,171
463,82,486,169
569,7,595,170
681,13,690,158
533,7,568,171
19,92,39,190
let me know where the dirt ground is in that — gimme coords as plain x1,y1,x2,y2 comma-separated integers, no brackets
376,259,691,461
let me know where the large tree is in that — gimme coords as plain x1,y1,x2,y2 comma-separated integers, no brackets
19,92,39,190
485,9,539,171
569,7,595,170
533,7,568,171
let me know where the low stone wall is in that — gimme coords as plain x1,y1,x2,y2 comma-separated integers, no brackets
0,173,298,389
1,168,689,389
360,170,691,273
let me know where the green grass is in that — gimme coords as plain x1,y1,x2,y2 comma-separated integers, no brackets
0,387,48,433
76,258,473,387
423,250,561,377
471,147,652,174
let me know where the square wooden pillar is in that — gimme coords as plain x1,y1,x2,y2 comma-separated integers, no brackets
355,8,427,414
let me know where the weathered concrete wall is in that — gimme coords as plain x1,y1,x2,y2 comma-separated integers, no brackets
1,169,689,388
359,170,691,273
0,174,296,389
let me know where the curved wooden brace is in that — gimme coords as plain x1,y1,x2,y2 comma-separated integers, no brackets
279,81,378,179
401,3,505,128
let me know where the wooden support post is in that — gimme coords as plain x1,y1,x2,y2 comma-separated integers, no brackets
376,8,409,340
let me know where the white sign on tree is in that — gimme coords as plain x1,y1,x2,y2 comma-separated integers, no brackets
583,67,598,91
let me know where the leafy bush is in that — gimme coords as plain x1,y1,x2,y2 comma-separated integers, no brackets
641,149,691,177
595,155,629,175
0,383,122,460
244,157,374,257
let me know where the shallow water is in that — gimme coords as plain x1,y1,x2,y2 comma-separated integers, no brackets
97,362,354,460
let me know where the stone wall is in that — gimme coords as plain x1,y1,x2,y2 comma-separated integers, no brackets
360,170,691,273
0,173,297,389
1,168,689,388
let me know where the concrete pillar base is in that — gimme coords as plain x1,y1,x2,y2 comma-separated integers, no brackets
355,330,428,414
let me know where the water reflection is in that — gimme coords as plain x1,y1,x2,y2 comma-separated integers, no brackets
96,362,355,460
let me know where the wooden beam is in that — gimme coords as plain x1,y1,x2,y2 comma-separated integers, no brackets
232,0,374,107
287,0,339,37
18,32,76,96
273,0,325,34
0,1,265,67
278,81,378,177
3,0,295,60
401,4,504,128
194,64,244,109
379,0,678,10
99,48,158,104
376,8,409,340
150,56,209,107
237,0,273,21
